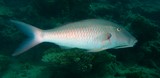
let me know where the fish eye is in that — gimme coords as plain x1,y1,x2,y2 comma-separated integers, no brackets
117,28,121,31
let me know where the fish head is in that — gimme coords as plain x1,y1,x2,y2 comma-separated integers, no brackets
108,25,137,49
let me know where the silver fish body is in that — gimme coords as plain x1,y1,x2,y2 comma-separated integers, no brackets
10,19,137,56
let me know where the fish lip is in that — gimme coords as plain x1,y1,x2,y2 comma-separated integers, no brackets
120,39,138,48
133,39,138,46
127,39,138,47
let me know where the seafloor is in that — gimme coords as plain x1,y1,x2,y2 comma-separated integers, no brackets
0,0,160,78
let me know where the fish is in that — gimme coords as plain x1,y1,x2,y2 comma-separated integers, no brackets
10,19,137,56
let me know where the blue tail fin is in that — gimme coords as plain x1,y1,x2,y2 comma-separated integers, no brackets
10,20,43,56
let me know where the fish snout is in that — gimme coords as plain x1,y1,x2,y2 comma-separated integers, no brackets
133,39,138,45
130,38,138,47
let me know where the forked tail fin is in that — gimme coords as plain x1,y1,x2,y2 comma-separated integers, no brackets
10,20,43,56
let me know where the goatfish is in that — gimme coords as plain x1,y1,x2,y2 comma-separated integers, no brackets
10,19,137,56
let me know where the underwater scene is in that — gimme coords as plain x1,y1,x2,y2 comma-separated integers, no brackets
0,0,160,78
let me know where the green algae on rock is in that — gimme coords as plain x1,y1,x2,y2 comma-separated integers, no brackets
42,48,116,76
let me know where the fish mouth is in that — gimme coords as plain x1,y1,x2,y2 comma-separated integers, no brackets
115,39,138,49
126,39,138,48
132,39,138,46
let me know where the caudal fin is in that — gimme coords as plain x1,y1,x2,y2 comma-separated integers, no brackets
10,20,43,56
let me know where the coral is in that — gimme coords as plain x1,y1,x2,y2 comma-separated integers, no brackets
42,48,116,77
42,48,95,73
